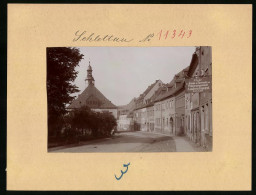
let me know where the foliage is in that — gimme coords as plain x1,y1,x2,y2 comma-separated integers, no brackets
70,106,117,138
47,47,84,136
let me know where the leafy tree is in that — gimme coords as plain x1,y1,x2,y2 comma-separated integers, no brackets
71,106,91,130
47,47,84,137
69,106,117,138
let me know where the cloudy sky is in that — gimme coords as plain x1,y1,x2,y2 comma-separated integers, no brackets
72,47,196,106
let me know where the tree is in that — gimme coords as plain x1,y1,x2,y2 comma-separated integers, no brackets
47,47,84,137
69,106,117,139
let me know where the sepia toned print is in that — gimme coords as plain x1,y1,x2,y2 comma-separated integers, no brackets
47,46,212,153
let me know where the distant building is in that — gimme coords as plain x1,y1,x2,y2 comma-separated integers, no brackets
68,62,117,118
117,98,136,131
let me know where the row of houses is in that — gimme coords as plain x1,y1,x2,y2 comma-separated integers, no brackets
117,46,212,150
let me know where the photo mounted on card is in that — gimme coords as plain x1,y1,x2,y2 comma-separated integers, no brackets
7,4,251,190
47,46,212,153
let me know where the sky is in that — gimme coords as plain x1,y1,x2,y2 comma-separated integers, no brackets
72,47,196,106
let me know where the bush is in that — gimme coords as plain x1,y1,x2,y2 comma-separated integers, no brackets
68,106,117,139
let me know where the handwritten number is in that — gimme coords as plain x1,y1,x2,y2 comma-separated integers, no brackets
115,162,130,180
187,30,192,38
172,30,176,39
178,30,185,38
115,174,122,180
164,30,169,39
157,30,162,40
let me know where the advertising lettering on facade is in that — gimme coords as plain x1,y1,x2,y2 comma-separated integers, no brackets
185,76,211,93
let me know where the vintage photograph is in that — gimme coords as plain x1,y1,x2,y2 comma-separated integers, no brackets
47,46,212,152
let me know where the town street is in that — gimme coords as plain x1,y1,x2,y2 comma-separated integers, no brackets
49,131,205,153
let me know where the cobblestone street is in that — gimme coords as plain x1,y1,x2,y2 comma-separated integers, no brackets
49,131,204,153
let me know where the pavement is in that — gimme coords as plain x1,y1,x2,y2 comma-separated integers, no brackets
173,136,207,152
48,131,206,153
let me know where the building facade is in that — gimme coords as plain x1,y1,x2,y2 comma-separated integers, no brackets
198,46,212,150
117,98,136,131
68,62,118,119
184,46,212,150
133,80,163,131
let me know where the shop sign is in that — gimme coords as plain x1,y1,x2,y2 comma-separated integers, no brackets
185,77,211,93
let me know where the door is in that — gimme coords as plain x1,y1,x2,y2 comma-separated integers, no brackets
169,117,173,134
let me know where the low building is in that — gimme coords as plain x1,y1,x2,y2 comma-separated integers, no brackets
117,98,136,131
118,115,133,131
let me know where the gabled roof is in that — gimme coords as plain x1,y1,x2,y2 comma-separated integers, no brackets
187,53,199,77
154,86,170,102
158,82,185,102
154,66,189,103
136,80,161,101
174,66,189,80
68,85,117,109
142,80,159,96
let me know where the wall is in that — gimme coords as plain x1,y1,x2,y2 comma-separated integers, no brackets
117,115,133,131
146,106,154,132
154,102,162,132
175,90,185,135
140,108,147,131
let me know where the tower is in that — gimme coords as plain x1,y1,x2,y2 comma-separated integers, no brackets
85,61,95,87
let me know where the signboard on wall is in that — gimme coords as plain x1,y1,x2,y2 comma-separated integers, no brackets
185,76,211,93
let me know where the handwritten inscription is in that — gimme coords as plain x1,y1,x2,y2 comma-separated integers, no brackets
73,30,193,43
115,162,130,180
157,29,193,40
73,30,133,42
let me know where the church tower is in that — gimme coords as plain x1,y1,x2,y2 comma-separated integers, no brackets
85,61,95,87
68,60,117,118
